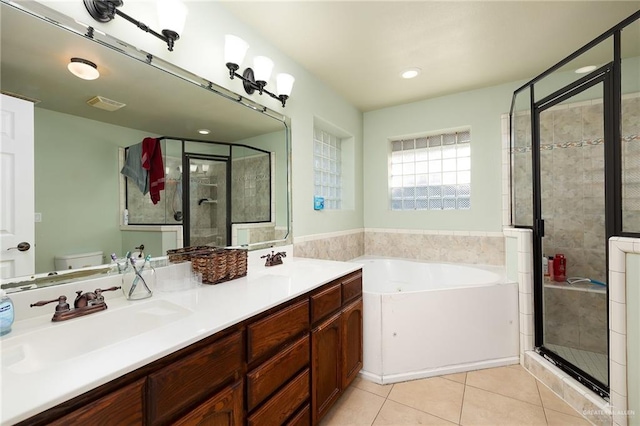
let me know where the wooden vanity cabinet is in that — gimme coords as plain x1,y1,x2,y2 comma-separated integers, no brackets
311,270,363,424
19,269,362,426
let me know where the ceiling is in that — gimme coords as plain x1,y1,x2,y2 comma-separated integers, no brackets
221,1,640,112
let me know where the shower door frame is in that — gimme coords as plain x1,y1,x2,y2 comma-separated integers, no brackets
183,153,232,247
531,65,617,398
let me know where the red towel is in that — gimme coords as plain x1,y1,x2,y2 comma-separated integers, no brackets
141,137,165,205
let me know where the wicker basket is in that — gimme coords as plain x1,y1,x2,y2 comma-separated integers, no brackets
166,246,217,263
171,247,248,285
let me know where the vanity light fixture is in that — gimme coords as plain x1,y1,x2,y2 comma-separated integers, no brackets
67,57,100,80
224,34,295,108
83,0,188,52
190,164,198,173
201,164,210,173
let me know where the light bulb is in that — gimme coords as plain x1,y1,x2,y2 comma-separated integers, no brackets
157,0,188,37
276,73,295,96
253,56,274,83
225,35,249,67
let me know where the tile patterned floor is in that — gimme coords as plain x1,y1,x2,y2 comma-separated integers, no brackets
546,343,608,385
320,365,592,426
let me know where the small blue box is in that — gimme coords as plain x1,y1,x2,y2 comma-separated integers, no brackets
314,196,325,210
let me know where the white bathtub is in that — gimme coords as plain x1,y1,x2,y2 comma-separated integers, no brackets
351,256,519,384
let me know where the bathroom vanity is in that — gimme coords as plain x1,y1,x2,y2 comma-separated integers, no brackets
2,258,362,426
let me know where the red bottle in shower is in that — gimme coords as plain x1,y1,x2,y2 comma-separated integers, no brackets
553,254,566,282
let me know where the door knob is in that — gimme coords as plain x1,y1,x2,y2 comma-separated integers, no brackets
7,242,31,252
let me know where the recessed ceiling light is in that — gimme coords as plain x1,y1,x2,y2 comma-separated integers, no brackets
198,129,210,135
67,57,99,80
575,65,597,74
401,68,421,79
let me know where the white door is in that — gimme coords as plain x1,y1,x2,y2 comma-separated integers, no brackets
0,94,35,278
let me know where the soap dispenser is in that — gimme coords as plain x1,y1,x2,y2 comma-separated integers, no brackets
0,289,15,336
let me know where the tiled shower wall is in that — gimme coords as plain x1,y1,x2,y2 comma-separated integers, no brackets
231,154,271,223
513,93,640,283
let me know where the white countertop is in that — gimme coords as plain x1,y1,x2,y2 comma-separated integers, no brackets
0,255,361,425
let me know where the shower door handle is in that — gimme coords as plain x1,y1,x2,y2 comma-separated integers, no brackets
536,219,545,237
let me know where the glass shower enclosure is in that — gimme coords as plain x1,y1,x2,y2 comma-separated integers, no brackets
125,137,273,248
510,12,640,398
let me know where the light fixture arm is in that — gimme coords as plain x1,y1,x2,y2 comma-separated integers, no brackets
225,63,289,108
83,0,180,51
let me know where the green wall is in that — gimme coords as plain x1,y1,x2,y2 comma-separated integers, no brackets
363,80,519,232
34,108,153,273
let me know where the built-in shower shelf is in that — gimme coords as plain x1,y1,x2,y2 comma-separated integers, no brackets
198,183,218,187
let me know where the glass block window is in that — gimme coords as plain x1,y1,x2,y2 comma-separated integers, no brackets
314,128,342,209
390,130,471,211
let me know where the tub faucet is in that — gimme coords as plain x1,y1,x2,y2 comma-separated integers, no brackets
261,251,286,267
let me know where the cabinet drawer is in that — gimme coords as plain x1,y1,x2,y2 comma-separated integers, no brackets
147,330,243,425
247,368,310,426
286,404,310,426
50,378,145,425
342,272,362,305
247,335,310,411
310,282,341,324
247,299,309,363
173,379,243,426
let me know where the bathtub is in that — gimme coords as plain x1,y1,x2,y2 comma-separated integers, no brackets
351,256,519,384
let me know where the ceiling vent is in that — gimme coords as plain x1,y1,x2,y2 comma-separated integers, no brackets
87,95,126,111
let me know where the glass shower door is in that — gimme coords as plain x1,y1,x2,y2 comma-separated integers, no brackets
187,155,229,247
537,79,609,394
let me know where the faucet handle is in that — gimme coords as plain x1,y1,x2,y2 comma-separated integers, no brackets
30,295,70,313
96,286,121,293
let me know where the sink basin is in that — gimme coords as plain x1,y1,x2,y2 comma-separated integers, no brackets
1,299,192,374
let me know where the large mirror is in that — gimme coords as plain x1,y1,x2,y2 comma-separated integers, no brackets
0,0,291,291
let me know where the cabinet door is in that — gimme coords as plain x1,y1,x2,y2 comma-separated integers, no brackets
311,312,342,424
173,379,243,426
49,378,145,426
341,298,363,389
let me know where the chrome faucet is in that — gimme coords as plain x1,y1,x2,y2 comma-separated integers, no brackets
30,286,121,322
261,251,287,267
